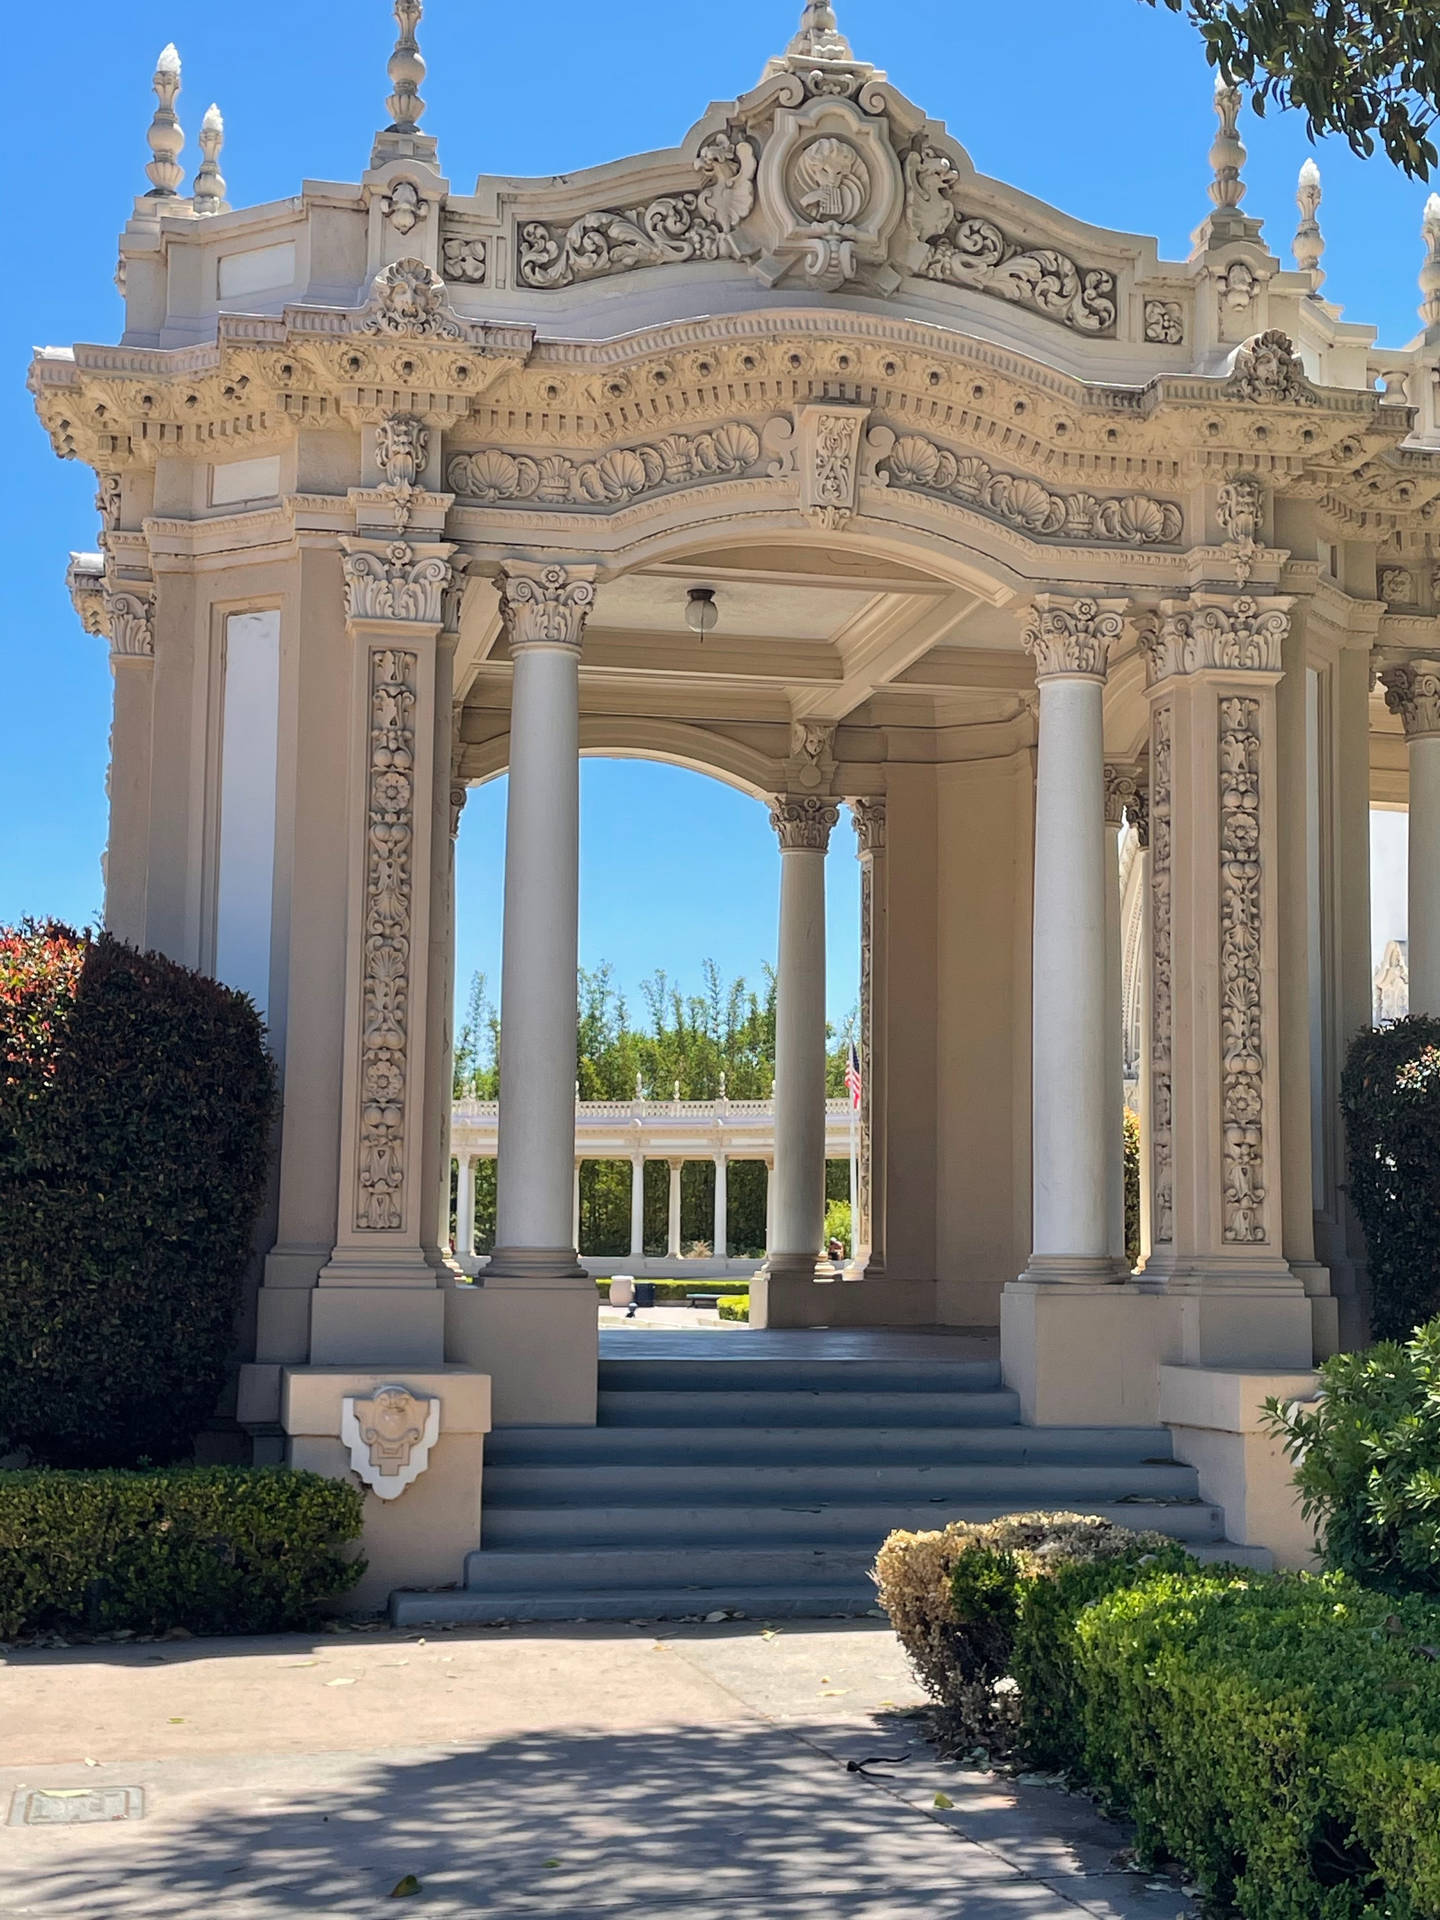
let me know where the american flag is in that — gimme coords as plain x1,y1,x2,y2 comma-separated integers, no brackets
844,1041,862,1111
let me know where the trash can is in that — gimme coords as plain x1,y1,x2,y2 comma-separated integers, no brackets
633,1281,656,1308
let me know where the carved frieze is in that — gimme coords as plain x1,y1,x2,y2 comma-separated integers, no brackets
517,131,758,289
916,210,1117,336
340,1382,439,1498
1218,695,1267,1244
1380,658,1440,740
1224,329,1317,405
447,420,777,508
362,257,461,338
875,430,1182,547
1021,595,1126,681
499,561,597,654
356,646,418,1232
1150,704,1173,1244
769,795,840,850
342,541,452,624
1143,596,1290,682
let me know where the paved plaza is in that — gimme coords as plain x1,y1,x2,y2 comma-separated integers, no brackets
1,1621,1194,1919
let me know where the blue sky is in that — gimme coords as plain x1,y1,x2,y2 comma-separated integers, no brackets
2,0,1417,1015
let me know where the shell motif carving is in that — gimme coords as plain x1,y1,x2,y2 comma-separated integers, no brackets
879,433,1182,546
789,136,870,223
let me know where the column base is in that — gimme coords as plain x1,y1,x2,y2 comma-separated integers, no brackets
482,1244,586,1284
309,1287,446,1366
446,1275,597,1425
751,1264,937,1328
1002,1281,1169,1424
1018,1253,1130,1286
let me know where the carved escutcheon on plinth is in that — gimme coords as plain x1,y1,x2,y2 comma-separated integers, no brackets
340,1382,440,1499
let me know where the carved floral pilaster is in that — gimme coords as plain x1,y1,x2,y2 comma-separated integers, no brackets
498,561,597,653
1380,657,1440,740
1149,706,1174,1244
1021,595,1127,681
769,794,840,851
1218,695,1267,1244
795,404,868,529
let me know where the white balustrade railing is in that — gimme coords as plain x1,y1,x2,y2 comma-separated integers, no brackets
449,1095,854,1162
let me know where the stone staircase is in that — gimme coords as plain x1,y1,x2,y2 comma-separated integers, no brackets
390,1344,1266,1625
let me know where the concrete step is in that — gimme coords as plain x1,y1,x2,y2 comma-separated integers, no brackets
390,1584,883,1626
597,1356,1003,1394
484,1424,1177,1467
479,1497,1226,1551
460,1543,883,1592
595,1388,1022,1427
483,1461,1203,1505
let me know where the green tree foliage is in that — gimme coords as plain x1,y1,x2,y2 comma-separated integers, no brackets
1340,1014,1440,1340
1123,1107,1141,1272
1142,0,1440,176
0,923,276,1468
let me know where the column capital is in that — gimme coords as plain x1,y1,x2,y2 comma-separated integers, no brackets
1104,762,1148,841
1021,594,1128,681
101,583,156,662
849,795,887,856
1142,593,1291,685
498,559,598,655
770,794,840,851
341,537,460,626
1379,656,1440,740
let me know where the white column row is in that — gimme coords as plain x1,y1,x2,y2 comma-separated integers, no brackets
1380,657,1440,1016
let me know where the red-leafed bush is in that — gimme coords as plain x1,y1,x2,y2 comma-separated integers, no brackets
0,922,275,1467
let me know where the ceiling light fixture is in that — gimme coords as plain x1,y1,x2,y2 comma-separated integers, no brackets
685,585,718,638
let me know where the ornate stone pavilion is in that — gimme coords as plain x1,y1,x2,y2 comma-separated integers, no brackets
32,2,1440,1587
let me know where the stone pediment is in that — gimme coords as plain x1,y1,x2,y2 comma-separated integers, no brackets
499,36,1163,344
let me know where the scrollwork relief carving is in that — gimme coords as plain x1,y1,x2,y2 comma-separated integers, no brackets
447,420,775,508
1218,695,1268,1245
916,210,1117,336
1380,565,1416,606
1150,704,1173,1244
356,646,418,1232
797,405,866,528
876,431,1182,546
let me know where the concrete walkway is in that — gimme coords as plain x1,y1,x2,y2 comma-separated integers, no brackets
0,1621,1195,1919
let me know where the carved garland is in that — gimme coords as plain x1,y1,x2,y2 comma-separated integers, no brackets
1150,704,1174,1245
879,433,1183,547
448,421,771,506
356,646,418,1232
1218,696,1267,1244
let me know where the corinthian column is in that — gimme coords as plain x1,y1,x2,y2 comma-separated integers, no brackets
760,795,838,1297
485,561,596,1284
1019,597,1126,1284
1104,765,1146,1269
1380,657,1440,1015
1140,594,1310,1363
851,798,887,1277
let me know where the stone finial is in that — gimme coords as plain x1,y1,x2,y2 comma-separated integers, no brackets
1421,194,1440,329
787,0,854,61
1292,158,1324,291
385,0,426,132
192,104,227,216
144,43,184,197
1208,72,1246,213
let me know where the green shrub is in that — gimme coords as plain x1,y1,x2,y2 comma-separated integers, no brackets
1123,1107,1141,1270
717,1294,748,1321
0,1467,365,1638
0,924,276,1467
1075,1571,1440,1920
592,1278,749,1301
1341,1015,1440,1339
1264,1316,1440,1597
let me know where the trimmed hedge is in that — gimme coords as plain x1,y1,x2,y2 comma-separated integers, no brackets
0,923,276,1467
717,1294,748,1321
592,1278,750,1301
1341,1015,1440,1339
1077,1571,1440,1920
1264,1315,1440,1597
875,1513,1440,1918
0,1467,365,1638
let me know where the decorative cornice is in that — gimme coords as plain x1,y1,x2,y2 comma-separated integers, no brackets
1143,595,1291,684
341,539,456,625
498,560,598,654
1021,594,1127,681
769,794,839,851
850,796,886,856
1380,656,1440,740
